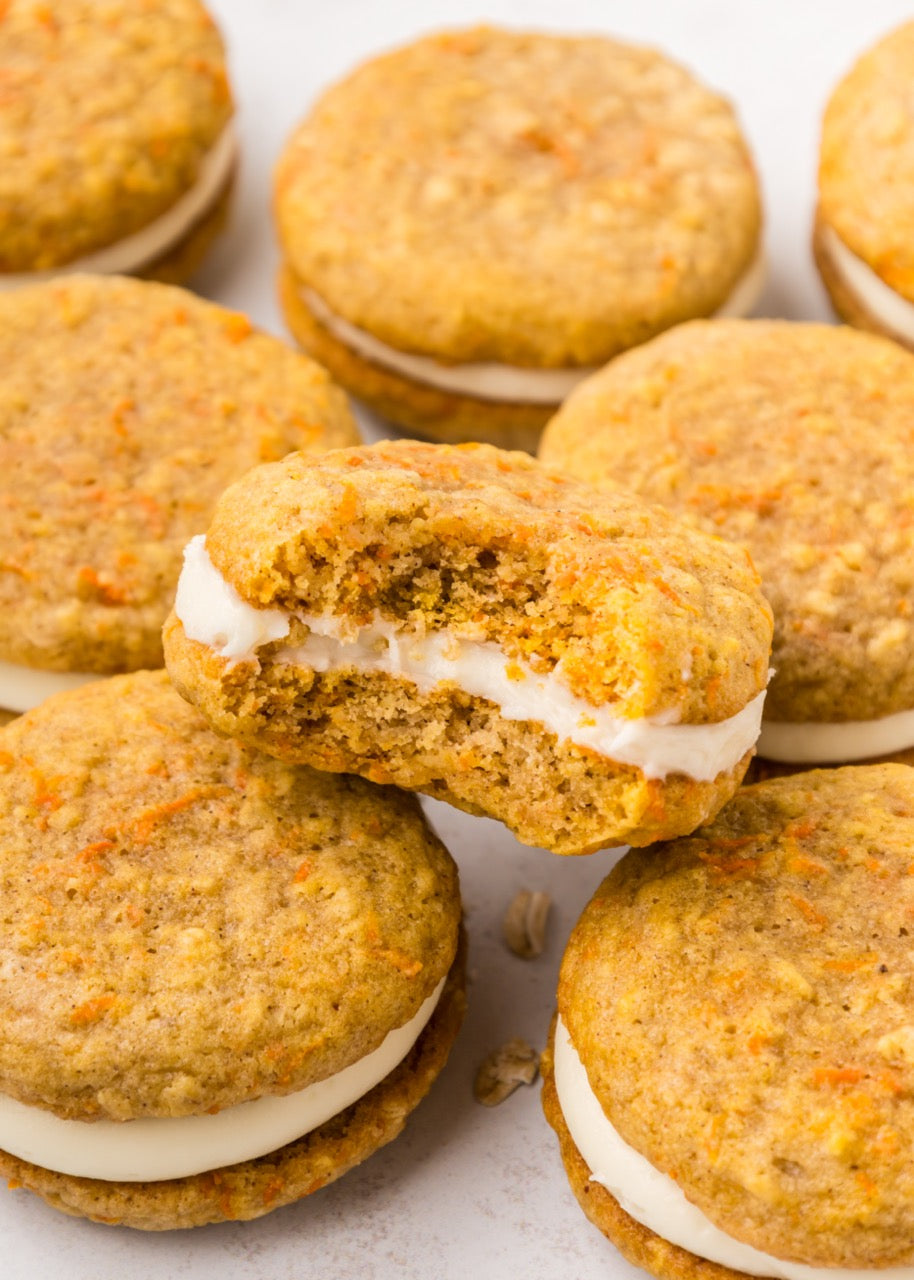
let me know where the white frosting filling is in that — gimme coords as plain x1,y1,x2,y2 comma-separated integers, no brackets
299,249,766,405
0,976,445,1183
554,1016,914,1280
822,226,914,345
175,535,766,783
175,535,291,661
758,708,914,764
0,659,100,713
0,123,237,290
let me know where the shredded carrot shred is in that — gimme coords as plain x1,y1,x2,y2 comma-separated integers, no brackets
131,785,232,845
789,894,828,928
70,995,115,1025
812,1066,864,1086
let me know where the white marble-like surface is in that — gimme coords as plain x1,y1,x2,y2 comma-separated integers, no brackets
6,1,913,1275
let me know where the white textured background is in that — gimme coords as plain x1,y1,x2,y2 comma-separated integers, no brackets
6,1,913,1276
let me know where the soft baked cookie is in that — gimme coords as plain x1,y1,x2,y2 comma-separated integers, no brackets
0,0,238,287
544,764,914,1276
0,670,464,1230
0,274,358,713
540,320,914,769
815,22,914,350
163,440,773,855
274,26,763,450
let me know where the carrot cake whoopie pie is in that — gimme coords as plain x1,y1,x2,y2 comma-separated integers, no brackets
543,764,914,1278
274,26,763,450
163,440,773,856
815,22,914,350
0,274,357,715
0,0,236,288
541,320,914,770
0,671,464,1230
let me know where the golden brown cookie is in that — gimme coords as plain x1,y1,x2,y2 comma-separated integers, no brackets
0,274,358,713
0,670,464,1229
0,0,236,286
546,764,914,1272
274,26,763,449
163,439,772,855
815,22,914,350
540,319,914,768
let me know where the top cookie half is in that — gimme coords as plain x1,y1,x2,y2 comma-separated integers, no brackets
274,26,762,445
0,274,358,706
540,320,914,767
0,0,235,284
555,765,914,1271
815,22,914,350
164,440,772,855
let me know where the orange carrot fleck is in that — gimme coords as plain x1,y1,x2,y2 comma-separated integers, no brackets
70,995,115,1025
812,1066,864,1087
262,1176,285,1207
0,559,32,580
131,785,232,845
33,4,56,30
292,860,311,883
787,855,829,877
223,312,252,344
789,894,828,928
878,1070,904,1096
336,482,359,525
376,947,423,976
697,850,760,877
786,820,818,839
76,840,115,863
76,566,128,606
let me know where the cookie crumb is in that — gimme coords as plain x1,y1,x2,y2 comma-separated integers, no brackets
503,889,551,959
474,1038,539,1106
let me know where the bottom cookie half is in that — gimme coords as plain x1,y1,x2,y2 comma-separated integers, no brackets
0,935,466,1231
279,266,553,452
540,1024,746,1280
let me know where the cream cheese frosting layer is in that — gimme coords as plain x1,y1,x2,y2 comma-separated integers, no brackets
299,249,766,405
553,1017,913,1280
0,977,445,1183
821,226,914,346
0,124,237,290
758,707,914,764
0,659,100,714
175,535,766,783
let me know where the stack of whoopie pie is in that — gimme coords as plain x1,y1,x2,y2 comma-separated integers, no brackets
2,8,913,1268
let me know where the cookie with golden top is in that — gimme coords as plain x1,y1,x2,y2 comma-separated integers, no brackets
815,22,914,351
541,320,914,769
0,274,358,714
274,25,763,450
0,670,464,1229
163,439,772,855
544,764,914,1277
0,0,238,287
